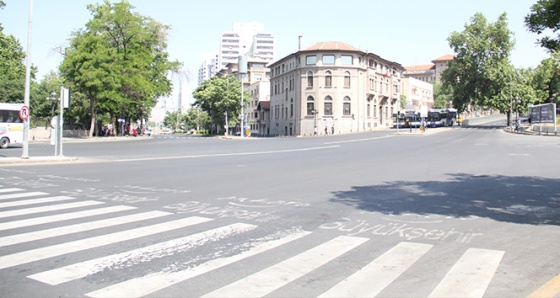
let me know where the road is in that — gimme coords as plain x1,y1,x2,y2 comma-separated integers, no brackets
1,121,559,297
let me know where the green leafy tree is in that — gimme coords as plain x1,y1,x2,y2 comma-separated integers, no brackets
525,0,560,52
181,107,210,132
60,0,180,137
0,1,35,103
432,81,452,109
192,75,246,134
442,13,515,121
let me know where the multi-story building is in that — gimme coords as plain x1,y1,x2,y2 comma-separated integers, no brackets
401,77,434,109
217,56,271,136
403,54,454,83
216,22,275,72
198,53,217,86
268,41,405,136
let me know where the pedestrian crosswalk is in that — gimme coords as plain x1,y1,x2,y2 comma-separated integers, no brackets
0,187,506,297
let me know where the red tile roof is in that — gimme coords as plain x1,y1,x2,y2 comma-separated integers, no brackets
432,54,454,62
302,42,362,52
404,64,435,71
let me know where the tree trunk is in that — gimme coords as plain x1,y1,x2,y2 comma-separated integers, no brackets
88,97,96,138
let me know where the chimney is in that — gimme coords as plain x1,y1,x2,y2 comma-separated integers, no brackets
298,35,302,51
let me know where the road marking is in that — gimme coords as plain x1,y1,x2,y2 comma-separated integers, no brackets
319,241,433,297
0,187,24,193
0,191,47,201
428,248,504,297
113,145,340,163
0,205,136,231
0,200,104,218
324,135,392,145
528,273,560,298
85,230,311,298
0,196,75,208
29,223,257,285
0,211,171,247
0,216,212,270
202,235,368,298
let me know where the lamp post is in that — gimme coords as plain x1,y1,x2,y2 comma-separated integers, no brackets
313,109,318,135
46,91,57,121
238,54,247,138
514,96,519,122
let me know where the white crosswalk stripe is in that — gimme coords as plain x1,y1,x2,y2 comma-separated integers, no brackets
202,235,368,298
0,205,137,231
0,190,506,297
319,241,433,297
0,210,171,247
0,200,104,218
0,216,212,270
84,229,312,298
428,248,505,298
0,191,47,200
28,222,258,285
0,187,24,193
0,196,75,208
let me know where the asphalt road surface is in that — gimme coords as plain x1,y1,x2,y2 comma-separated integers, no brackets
1,122,560,297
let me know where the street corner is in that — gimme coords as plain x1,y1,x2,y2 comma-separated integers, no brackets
0,156,80,166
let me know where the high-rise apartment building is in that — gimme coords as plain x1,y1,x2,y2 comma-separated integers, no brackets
216,22,275,74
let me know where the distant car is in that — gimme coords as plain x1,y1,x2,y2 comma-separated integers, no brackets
143,128,151,136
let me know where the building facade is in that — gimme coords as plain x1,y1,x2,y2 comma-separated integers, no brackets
401,77,434,109
217,22,275,72
268,42,405,136
403,54,454,83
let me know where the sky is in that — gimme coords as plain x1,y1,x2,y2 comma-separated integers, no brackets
0,0,551,121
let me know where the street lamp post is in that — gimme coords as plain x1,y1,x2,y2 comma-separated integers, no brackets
313,109,318,135
46,91,57,121
238,54,247,138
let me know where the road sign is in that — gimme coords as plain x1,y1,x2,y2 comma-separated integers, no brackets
19,105,29,121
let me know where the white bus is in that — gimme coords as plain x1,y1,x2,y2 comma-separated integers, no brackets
0,103,24,149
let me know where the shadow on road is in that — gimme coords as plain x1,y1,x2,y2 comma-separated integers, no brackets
330,173,560,225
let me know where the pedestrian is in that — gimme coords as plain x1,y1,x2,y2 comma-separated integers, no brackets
331,126,335,135
324,126,328,135
314,126,318,135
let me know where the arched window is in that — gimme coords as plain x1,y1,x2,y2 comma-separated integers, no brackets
344,71,351,88
343,96,351,116
306,96,315,116
325,70,332,87
307,71,314,88
324,96,333,116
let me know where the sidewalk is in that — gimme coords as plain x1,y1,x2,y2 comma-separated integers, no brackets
1,135,150,166
0,155,80,165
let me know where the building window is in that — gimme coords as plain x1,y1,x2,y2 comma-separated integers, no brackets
367,103,371,117
307,71,314,88
306,55,317,65
324,96,333,116
307,96,315,116
325,70,332,87
343,96,351,115
341,55,353,65
344,71,351,88
322,55,335,65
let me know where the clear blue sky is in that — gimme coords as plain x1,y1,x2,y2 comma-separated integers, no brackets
0,0,550,114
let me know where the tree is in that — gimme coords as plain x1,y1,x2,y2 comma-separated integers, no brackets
432,81,452,109
60,0,180,137
0,1,34,104
525,0,560,53
192,75,246,134
442,13,515,121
